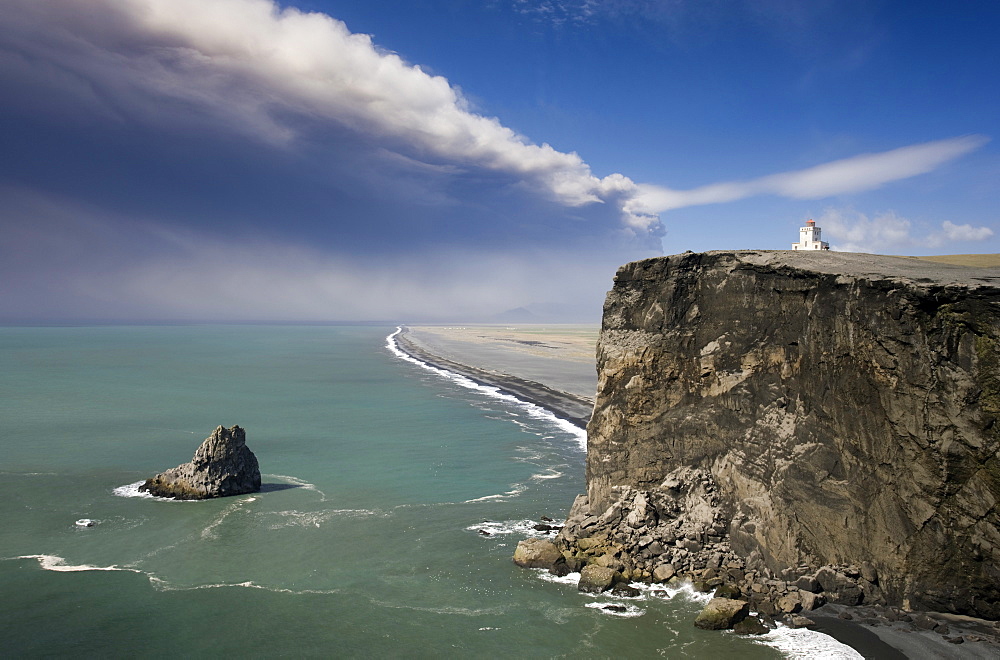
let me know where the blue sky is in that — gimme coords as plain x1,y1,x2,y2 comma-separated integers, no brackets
1,0,997,322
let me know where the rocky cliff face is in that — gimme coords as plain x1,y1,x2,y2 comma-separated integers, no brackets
140,425,261,499
580,250,1000,618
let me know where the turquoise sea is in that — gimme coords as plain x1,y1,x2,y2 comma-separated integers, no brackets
0,325,857,658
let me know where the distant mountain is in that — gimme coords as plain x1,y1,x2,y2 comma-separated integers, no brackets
488,302,600,324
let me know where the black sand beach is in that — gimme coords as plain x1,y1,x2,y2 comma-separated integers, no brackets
807,605,1000,659
394,326,595,428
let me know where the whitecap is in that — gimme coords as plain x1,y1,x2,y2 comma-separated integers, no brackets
529,468,563,481
643,580,714,605
462,484,527,503
112,481,156,499
387,327,587,452
536,570,581,586
533,571,714,609
13,554,143,574
585,601,645,618
112,481,201,502
466,519,554,537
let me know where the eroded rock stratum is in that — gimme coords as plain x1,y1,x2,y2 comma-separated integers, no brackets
534,251,1000,619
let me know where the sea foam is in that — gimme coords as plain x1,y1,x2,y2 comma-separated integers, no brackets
462,483,528,503
112,480,198,502
754,626,864,659
467,518,554,537
112,481,156,499
13,554,143,574
267,508,381,530
584,601,645,617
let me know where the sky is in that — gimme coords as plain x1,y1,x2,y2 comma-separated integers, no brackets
1,0,998,322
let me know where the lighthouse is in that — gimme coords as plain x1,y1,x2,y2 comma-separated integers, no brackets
791,219,829,251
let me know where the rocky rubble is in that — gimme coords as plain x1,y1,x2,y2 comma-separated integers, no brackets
514,466,886,631
140,425,261,499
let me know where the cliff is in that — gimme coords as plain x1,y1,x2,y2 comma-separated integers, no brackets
582,250,1000,618
140,425,261,499
515,250,1000,623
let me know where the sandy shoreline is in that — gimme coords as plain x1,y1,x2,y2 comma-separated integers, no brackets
400,324,599,399
393,326,595,428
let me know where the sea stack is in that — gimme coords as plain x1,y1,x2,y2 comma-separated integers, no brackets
140,425,261,499
517,250,1000,621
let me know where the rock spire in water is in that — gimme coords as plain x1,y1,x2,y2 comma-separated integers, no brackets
140,425,261,499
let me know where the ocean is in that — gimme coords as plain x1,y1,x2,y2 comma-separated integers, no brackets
0,325,859,658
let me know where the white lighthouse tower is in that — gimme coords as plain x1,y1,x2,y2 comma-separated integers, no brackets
792,219,829,250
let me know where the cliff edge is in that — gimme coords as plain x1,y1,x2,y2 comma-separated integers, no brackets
528,250,1000,621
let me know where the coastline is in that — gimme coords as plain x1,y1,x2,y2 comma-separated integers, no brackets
805,604,1000,659
391,326,1000,659
392,326,594,429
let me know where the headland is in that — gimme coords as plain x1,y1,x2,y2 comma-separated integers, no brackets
393,252,1000,658
515,250,1000,657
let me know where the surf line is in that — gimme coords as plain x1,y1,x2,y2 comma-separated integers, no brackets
386,327,587,451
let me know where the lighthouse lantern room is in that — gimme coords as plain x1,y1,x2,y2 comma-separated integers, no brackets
792,219,829,250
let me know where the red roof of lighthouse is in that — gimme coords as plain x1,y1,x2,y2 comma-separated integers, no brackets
806,219,815,226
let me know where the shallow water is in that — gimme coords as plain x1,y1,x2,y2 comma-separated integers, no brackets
0,325,857,658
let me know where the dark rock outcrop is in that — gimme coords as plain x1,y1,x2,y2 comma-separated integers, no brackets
578,564,620,593
140,425,261,499
733,615,768,635
694,598,750,630
517,250,1000,621
512,538,562,569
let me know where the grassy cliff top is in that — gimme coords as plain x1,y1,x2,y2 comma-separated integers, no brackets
908,254,1000,267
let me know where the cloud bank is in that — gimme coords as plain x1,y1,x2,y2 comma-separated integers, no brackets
0,0,659,237
0,185,615,322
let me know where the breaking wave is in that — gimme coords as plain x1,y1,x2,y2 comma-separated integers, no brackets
386,328,586,452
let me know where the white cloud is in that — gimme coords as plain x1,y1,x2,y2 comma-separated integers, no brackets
629,135,990,215
817,208,994,254
940,220,994,244
759,136,990,199
2,0,651,229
